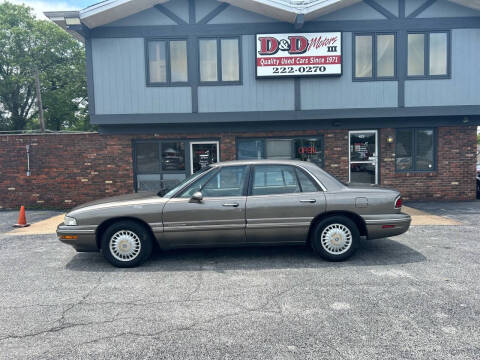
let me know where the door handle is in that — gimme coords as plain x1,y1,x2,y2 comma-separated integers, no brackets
223,203,239,207
300,199,316,203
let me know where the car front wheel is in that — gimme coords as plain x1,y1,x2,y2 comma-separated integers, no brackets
101,220,153,268
311,216,359,261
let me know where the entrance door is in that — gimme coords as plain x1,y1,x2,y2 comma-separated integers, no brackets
190,141,220,174
349,130,378,184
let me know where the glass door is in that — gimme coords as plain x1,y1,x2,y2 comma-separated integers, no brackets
349,130,378,184
190,141,220,174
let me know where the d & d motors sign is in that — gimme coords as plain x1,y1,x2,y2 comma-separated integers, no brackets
256,32,342,78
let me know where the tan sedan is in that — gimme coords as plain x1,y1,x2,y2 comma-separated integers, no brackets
57,160,411,267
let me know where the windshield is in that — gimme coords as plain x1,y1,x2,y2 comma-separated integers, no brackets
162,166,212,198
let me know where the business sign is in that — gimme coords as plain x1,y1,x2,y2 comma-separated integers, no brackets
256,32,342,78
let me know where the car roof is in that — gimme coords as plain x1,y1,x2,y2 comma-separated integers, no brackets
211,159,311,167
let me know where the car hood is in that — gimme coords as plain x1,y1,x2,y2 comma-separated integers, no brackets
69,192,160,212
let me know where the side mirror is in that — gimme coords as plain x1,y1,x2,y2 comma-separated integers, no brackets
190,191,203,202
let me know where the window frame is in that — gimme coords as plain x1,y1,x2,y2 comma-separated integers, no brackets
407,30,451,80
352,32,397,81
132,138,220,192
145,37,190,87
235,135,325,168
395,128,437,173
247,165,321,196
198,36,242,86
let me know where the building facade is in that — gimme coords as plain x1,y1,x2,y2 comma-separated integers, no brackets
44,0,480,202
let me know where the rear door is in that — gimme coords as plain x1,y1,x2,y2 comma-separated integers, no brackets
245,164,326,244
162,165,248,247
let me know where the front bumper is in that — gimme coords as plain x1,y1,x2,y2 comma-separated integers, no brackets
363,213,411,240
57,224,98,252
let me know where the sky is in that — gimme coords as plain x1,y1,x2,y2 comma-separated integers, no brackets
2,0,100,18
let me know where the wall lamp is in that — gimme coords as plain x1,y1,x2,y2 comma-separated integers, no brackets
386,135,394,144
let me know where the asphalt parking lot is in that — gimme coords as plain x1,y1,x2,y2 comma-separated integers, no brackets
0,202,479,359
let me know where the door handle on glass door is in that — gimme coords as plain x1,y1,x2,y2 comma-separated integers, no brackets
223,203,239,207
300,199,316,203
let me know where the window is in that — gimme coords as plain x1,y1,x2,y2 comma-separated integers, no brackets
237,137,324,168
296,168,319,193
199,37,240,83
395,128,436,172
354,33,395,80
408,32,449,78
135,141,187,192
134,139,219,193
147,39,188,85
252,165,300,196
180,166,247,198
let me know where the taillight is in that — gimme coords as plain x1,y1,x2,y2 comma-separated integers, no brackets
394,196,402,209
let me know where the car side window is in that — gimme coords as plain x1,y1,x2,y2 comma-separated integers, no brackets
178,170,215,198
201,166,247,197
251,165,300,196
295,168,319,192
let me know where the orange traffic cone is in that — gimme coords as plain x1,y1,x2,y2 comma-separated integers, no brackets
13,206,30,228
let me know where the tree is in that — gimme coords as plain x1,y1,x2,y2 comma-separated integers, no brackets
0,1,90,131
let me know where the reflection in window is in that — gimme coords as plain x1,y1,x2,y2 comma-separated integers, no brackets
221,39,240,81
136,143,160,173
266,139,292,160
395,129,413,171
415,129,434,171
377,34,395,77
202,166,247,197
192,143,218,173
296,169,318,192
252,165,300,196
199,39,218,82
294,139,323,167
395,128,435,171
355,35,373,78
429,33,448,76
148,40,188,84
237,139,264,160
408,34,425,76
161,142,185,171
200,38,240,83
170,40,188,82
237,137,324,167
148,41,167,83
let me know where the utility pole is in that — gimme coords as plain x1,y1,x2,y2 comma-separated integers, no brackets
34,67,45,132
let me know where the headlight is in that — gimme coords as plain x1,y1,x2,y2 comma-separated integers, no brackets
64,216,77,226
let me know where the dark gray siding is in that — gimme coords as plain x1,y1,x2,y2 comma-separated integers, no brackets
92,38,192,114
405,29,480,107
300,32,398,110
198,36,295,113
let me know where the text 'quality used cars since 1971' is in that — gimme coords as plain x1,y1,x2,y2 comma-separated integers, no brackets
57,160,411,267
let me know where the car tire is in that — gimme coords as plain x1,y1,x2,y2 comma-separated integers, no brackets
311,216,360,261
101,220,153,268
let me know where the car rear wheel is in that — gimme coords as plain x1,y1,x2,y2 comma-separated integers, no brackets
101,221,153,268
311,216,359,261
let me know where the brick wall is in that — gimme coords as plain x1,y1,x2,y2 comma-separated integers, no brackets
380,126,477,201
0,125,476,209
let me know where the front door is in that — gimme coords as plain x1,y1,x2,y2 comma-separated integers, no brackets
349,130,378,184
162,165,248,247
190,141,219,174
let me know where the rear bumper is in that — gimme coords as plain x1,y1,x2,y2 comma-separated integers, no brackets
57,224,98,252
363,213,411,240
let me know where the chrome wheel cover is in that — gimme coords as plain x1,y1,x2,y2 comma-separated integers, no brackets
109,230,142,262
320,223,353,255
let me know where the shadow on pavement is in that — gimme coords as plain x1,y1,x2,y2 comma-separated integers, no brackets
65,238,426,272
